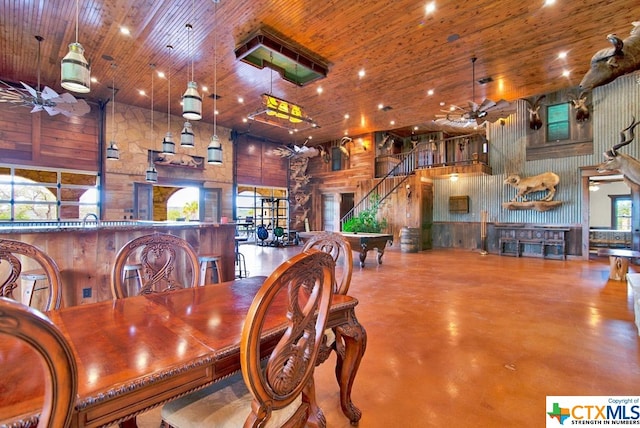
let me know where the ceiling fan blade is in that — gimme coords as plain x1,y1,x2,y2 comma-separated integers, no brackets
30,105,43,113
43,106,61,116
478,98,497,111
0,90,26,103
40,86,60,100
52,99,91,117
20,82,38,98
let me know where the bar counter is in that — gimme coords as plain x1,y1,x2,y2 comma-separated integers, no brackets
0,221,237,307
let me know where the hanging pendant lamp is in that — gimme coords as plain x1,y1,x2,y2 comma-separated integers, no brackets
61,0,91,93
146,64,158,183
208,0,222,165
182,21,202,120
162,45,176,155
180,121,195,147
106,64,120,160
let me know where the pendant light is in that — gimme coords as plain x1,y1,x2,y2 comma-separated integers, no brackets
207,0,222,165
161,45,175,155
61,0,91,93
180,121,195,147
146,65,158,183
106,63,120,160
182,6,202,121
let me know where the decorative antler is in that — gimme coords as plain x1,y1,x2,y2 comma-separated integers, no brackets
608,116,640,156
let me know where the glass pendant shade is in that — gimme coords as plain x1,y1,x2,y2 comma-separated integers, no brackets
207,134,223,164
61,42,91,93
182,81,202,120
145,163,158,182
180,121,195,147
106,141,119,160
162,132,175,154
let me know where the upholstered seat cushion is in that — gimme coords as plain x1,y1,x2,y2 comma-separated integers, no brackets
161,371,302,428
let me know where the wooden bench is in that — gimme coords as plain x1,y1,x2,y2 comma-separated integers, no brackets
597,248,640,281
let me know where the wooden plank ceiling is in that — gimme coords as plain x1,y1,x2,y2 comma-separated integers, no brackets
0,0,637,143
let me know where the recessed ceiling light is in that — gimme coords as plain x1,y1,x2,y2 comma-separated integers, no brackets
378,103,384,110
544,0,556,6
237,96,244,103
439,101,446,106
425,1,436,14
558,51,567,59
562,70,571,77
390,120,395,126
157,71,165,79
139,90,146,96
90,77,98,83
120,27,131,36
317,86,323,94
201,86,208,92
344,113,350,119
358,69,365,78
427,89,434,96
242,117,248,123
307,136,313,140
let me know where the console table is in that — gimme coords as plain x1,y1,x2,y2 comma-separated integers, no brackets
497,225,569,260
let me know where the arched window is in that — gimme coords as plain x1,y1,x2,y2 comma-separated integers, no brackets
167,187,200,221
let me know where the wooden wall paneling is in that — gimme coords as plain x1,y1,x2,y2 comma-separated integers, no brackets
260,143,288,187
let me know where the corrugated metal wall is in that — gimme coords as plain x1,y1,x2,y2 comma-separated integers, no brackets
434,73,640,225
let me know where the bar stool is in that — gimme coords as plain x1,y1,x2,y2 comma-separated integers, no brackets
20,269,49,307
198,254,223,285
122,263,144,296
235,237,248,279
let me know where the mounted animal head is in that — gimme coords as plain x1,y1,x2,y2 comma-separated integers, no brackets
568,91,590,122
579,21,640,91
597,117,640,185
523,95,546,130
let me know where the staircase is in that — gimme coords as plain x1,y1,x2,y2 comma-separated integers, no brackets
340,133,488,230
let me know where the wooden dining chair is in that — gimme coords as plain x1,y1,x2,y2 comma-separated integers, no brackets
302,231,353,295
161,249,335,428
0,297,78,428
0,238,62,311
111,233,201,298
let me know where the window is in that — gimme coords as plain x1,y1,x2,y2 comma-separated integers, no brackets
331,147,343,171
546,103,570,141
0,166,98,221
611,195,632,230
167,187,200,221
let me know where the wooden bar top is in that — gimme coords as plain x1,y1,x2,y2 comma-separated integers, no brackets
0,222,237,305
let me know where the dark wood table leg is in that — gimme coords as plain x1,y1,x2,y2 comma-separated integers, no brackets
334,308,367,425
358,244,368,267
376,248,384,265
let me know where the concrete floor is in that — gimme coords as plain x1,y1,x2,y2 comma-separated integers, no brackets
134,244,639,428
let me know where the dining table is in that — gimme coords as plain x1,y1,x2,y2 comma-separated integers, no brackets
0,276,366,427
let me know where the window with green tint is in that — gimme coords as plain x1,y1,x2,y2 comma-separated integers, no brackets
546,103,570,141
331,147,343,171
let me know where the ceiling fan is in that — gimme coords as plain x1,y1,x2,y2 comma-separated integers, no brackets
0,36,90,117
435,57,514,127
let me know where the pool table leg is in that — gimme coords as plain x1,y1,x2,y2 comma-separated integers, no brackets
358,245,368,267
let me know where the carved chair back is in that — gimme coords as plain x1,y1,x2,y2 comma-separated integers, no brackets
160,249,335,427
0,239,62,310
241,249,335,426
111,233,201,298
0,297,77,427
302,231,353,295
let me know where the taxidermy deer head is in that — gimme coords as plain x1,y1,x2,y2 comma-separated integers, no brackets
596,117,640,186
524,95,546,130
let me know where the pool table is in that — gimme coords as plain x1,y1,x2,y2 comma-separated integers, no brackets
299,231,393,267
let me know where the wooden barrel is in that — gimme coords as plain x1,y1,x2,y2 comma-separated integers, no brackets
400,227,421,253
